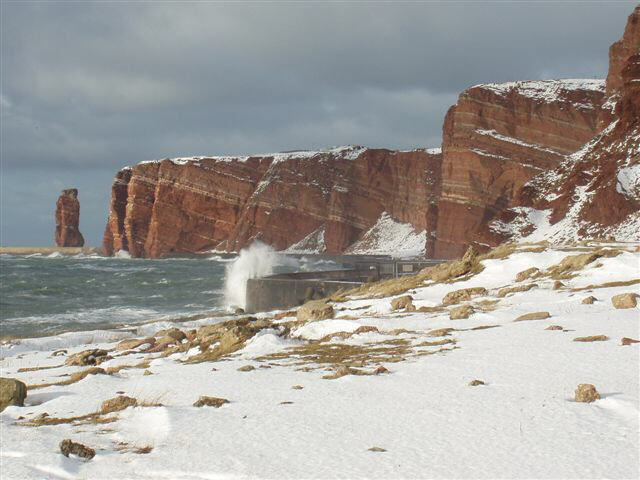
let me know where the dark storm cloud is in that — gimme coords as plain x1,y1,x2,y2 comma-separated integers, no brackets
0,1,635,245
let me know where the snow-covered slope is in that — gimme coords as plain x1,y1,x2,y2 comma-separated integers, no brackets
344,212,427,257
2,242,638,479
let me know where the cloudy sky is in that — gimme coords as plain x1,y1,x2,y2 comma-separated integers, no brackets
0,1,635,246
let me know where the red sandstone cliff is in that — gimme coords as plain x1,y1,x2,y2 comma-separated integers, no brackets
55,189,85,247
433,79,606,258
487,6,640,243
103,147,441,257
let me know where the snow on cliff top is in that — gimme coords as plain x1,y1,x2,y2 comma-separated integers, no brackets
473,78,606,103
139,145,368,167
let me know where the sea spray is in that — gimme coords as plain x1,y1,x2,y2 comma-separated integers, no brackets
224,242,297,309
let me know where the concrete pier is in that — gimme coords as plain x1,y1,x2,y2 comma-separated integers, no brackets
245,258,443,313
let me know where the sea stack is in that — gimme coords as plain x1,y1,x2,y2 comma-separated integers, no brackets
55,189,85,247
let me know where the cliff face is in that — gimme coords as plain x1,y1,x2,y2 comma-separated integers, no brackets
434,79,606,258
55,189,84,247
487,6,640,243
102,147,441,257
103,6,639,258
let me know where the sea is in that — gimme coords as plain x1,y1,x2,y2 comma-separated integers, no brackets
0,251,341,339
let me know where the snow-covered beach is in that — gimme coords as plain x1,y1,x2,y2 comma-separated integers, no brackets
1,242,639,479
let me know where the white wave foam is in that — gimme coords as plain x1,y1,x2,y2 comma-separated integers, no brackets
224,241,297,309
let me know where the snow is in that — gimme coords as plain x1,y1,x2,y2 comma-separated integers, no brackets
345,212,427,257
426,147,442,155
285,228,326,254
475,129,563,155
1,244,639,479
616,164,640,198
475,79,605,104
137,146,367,168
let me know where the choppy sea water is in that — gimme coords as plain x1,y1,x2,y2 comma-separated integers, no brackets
0,252,340,338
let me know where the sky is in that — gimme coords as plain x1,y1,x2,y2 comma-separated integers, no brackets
0,1,635,247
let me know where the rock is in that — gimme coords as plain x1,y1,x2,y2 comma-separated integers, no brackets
449,304,474,320
435,78,604,258
442,287,487,306
390,295,413,311
103,148,441,257
514,311,551,322
292,385,304,390
368,447,387,452
515,267,540,282
0,377,27,412
193,396,229,408
154,328,186,342
59,439,95,460
322,365,358,379
574,384,600,403
582,296,597,305
545,325,564,331
55,189,84,247
373,366,389,375
116,337,155,351
65,349,110,366
237,365,256,372
235,308,245,315
296,300,334,322
621,337,640,346
100,395,137,414
553,280,565,290
574,335,609,342
611,293,639,309
498,283,537,298
426,328,455,337
468,379,485,386
143,370,153,376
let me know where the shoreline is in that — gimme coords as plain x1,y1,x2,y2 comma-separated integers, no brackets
0,246,102,255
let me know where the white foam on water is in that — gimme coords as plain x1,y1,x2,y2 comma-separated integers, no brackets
223,241,297,309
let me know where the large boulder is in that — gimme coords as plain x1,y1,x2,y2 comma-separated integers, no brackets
297,300,335,322
611,293,639,309
65,349,110,366
0,377,27,412
391,295,414,311
442,287,487,306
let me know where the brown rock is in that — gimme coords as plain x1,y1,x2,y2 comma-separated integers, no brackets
426,328,455,337
373,366,390,375
582,296,597,305
498,283,537,298
611,293,639,309
100,395,137,414
55,189,84,247
514,311,551,322
545,325,564,331
574,335,609,342
621,337,640,346
237,365,256,372
292,385,304,390
515,267,541,282
468,379,485,386
193,396,229,408
442,287,487,306
449,304,474,320
553,281,565,290
59,439,95,461
0,377,27,412
116,338,156,351
391,295,414,311
154,328,186,342
65,349,110,366
574,384,600,403
297,300,334,322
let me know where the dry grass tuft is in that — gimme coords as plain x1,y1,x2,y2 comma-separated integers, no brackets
27,367,106,390
571,279,640,292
